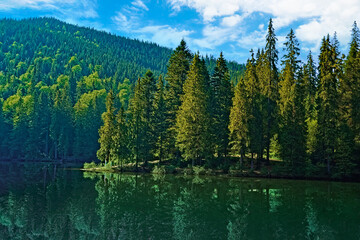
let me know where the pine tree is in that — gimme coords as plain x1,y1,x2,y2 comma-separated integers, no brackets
302,52,319,159
229,76,249,167
277,29,306,175
255,49,267,161
303,52,318,119
336,21,360,176
153,75,168,163
263,18,279,164
209,52,233,160
112,107,130,169
97,90,116,165
317,35,340,174
175,54,211,166
129,70,157,167
245,51,263,164
164,40,192,160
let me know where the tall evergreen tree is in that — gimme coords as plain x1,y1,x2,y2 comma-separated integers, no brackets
129,71,157,167
112,107,130,169
263,18,279,164
176,54,211,166
317,35,340,174
244,51,263,164
302,52,319,158
337,21,360,176
209,52,233,159
164,40,192,160
153,75,168,163
278,29,306,175
97,90,116,165
229,76,249,167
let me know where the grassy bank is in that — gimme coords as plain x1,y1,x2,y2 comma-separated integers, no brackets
81,157,360,182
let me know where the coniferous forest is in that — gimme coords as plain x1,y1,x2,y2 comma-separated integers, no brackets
1,17,360,180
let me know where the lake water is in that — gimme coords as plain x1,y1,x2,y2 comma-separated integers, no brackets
0,163,359,239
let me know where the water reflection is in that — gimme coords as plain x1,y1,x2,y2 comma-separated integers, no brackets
0,162,359,239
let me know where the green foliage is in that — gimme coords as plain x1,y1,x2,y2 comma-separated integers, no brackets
83,161,100,169
209,52,233,159
152,165,166,175
97,90,116,165
129,70,157,166
1,17,360,180
175,54,211,165
153,75,168,162
192,166,206,175
277,29,306,175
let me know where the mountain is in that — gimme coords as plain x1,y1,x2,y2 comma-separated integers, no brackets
0,17,244,88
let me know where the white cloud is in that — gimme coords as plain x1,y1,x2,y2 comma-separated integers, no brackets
112,2,192,49
0,0,98,19
221,14,244,27
131,0,149,11
167,0,360,55
137,25,193,47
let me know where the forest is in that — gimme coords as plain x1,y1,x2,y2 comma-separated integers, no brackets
1,17,360,180
0,17,243,161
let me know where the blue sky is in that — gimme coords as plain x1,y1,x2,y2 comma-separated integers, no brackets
1,0,359,63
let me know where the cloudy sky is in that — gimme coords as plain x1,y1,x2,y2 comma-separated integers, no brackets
1,0,359,63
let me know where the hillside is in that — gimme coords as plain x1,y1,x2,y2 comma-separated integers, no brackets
0,17,244,87
0,17,244,161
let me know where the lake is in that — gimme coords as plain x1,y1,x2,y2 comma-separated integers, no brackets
0,162,359,239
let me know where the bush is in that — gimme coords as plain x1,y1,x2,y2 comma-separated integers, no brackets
83,161,98,169
193,166,206,175
152,165,166,175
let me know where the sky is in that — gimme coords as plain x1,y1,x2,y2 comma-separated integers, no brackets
0,0,359,63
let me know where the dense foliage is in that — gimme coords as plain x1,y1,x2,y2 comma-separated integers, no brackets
0,17,244,162
1,17,360,180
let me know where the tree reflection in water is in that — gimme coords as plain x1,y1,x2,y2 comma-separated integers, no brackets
0,163,359,239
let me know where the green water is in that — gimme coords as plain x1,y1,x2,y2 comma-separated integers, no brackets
0,163,359,239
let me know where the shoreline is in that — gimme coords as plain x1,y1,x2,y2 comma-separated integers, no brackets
80,165,360,183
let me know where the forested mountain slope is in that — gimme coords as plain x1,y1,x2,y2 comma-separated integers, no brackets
0,17,244,161
0,17,244,87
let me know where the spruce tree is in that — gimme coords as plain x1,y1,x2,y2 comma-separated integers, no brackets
175,54,211,166
209,52,233,160
337,21,360,176
164,40,192,160
129,71,157,167
255,49,267,161
245,51,263,164
229,76,249,167
153,75,168,163
112,107,130,169
263,18,279,164
317,35,340,174
302,52,319,159
97,90,116,165
278,29,306,175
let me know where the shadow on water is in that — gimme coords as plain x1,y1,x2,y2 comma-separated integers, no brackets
0,162,360,239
